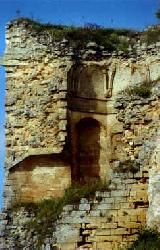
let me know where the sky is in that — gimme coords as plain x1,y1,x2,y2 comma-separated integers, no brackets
0,0,159,208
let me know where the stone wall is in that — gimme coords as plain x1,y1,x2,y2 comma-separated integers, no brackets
0,19,160,249
2,20,73,207
4,22,72,168
0,82,159,249
147,132,160,229
2,20,160,171
53,83,160,250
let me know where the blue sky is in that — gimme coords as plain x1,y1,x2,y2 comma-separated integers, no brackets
0,0,159,208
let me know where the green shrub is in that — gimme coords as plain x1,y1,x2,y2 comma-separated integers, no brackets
141,29,160,44
12,18,136,52
129,228,160,250
117,160,140,174
64,180,107,203
125,81,152,98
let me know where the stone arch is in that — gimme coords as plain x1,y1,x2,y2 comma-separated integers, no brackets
73,117,100,183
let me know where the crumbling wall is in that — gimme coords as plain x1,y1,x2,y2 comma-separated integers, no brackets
4,21,72,168
147,132,160,229
2,21,73,207
53,83,160,250
0,82,159,250
0,19,160,250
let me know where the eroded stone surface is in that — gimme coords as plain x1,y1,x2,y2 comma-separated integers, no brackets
1,19,160,249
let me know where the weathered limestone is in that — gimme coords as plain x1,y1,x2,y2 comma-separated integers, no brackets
11,155,71,203
147,131,160,229
0,19,160,249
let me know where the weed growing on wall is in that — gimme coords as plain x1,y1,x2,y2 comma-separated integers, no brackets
117,160,140,174
125,81,152,98
14,180,108,247
128,228,160,250
11,17,135,53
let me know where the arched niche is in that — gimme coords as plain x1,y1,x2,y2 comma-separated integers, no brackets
67,64,106,99
73,117,100,183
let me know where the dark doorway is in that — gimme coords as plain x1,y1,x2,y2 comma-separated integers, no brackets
76,118,100,183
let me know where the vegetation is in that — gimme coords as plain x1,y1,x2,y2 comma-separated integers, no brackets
156,9,160,20
129,228,160,250
11,17,160,52
138,8,160,45
125,81,152,98
15,180,108,246
141,28,160,44
116,159,140,174
12,17,136,52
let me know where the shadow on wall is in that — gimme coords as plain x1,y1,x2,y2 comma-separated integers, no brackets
67,64,103,184
73,117,100,183
10,154,71,204
67,64,106,112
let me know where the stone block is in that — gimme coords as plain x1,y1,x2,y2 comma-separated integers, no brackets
118,221,141,229
114,196,127,203
115,215,130,223
130,215,138,222
96,242,112,250
59,243,77,250
123,235,138,242
96,191,111,198
134,172,143,178
79,203,90,211
85,223,99,229
89,210,101,217
59,120,67,131
59,91,67,99
97,203,113,210
123,179,137,184
96,229,111,236
78,244,93,249
143,172,149,177
137,213,146,222
111,190,129,197
102,209,118,218
129,190,137,197
120,202,134,209
102,197,115,203
101,223,117,229
136,190,148,199
95,235,123,242
111,228,130,235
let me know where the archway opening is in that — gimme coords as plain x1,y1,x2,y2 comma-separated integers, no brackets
75,118,100,183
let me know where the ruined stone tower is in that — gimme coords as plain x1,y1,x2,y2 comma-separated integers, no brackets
0,19,160,249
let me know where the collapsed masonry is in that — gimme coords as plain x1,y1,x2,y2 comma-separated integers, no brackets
0,19,160,249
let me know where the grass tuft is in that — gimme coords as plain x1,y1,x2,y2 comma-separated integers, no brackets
129,228,160,250
125,81,152,98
